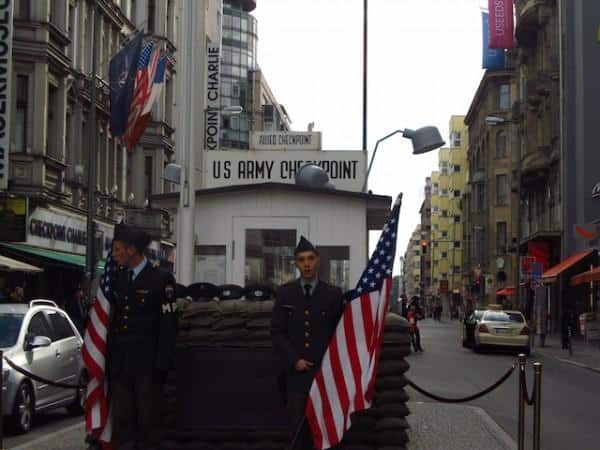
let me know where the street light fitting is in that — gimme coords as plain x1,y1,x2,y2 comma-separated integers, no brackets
221,105,243,115
362,125,445,192
163,163,182,185
485,116,507,126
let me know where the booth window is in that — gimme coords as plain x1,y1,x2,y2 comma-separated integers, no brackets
195,245,227,285
317,246,351,292
245,229,296,287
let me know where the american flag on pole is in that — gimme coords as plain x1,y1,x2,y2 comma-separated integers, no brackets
81,251,117,448
124,41,160,148
305,194,402,449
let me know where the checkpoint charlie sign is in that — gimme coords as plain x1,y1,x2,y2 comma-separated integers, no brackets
251,131,322,151
204,150,366,192
0,0,14,190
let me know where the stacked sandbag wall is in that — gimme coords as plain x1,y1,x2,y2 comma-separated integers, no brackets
163,298,412,450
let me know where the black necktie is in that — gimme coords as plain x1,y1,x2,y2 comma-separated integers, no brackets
304,284,311,298
128,270,134,286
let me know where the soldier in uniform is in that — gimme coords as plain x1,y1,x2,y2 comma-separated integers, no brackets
271,236,344,450
108,223,178,450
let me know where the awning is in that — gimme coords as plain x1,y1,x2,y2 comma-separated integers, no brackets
0,243,105,272
497,288,515,296
542,249,596,283
570,267,600,287
0,255,43,273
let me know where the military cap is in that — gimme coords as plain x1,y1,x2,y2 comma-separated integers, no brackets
217,284,244,301
294,236,318,256
175,283,188,299
243,284,274,301
113,223,151,253
187,282,219,301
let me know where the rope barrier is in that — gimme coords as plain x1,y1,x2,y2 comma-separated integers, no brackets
406,364,516,404
3,356,85,390
520,369,535,406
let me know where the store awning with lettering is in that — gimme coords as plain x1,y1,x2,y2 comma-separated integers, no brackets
542,249,596,283
0,243,105,272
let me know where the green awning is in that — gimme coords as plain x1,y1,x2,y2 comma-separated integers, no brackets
0,243,105,272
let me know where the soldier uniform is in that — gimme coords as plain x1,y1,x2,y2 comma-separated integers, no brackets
271,237,344,450
107,225,178,450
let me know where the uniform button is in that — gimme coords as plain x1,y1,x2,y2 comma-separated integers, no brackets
305,332,310,337
123,325,128,330
124,306,130,311
305,309,309,316
305,321,310,327
125,296,129,300
141,299,145,303
305,342,310,348
124,315,128,320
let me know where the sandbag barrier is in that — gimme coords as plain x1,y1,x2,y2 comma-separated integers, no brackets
162,303,414,450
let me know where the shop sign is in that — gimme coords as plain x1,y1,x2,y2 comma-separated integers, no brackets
250,131,322,151
0,0,14,190
204,149,366,192
27,207,114,258
205,43,221,150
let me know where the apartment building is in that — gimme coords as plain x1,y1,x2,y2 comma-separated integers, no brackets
403,225,422,299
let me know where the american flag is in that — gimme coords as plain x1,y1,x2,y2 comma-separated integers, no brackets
81,251,117,448
124,41,160,148
305,194,402,449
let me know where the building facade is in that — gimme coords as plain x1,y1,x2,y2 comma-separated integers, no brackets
463,71,519,306
402,225,422,299
419,177,432,301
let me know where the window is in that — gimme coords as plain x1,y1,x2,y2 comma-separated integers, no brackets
453,241,461,249
453,190,461,198
442,231,448,238
14,75,28,152
476,183,485,212
317,246,351,292
441,210,448,217
245,229,296,286
496,174,508,206
453,265,461,273
27,312,53,339
47,84,60,159
441,252,448,258
496,222,507,255
496,130,507,158
441,189,448,197
499,84,510,109
46,311,75,341
195,245,226,285
148,0,155,32
14,0,30,20
451,131,461,148
454,215,461,224
453,165,461,172
144,156,153,201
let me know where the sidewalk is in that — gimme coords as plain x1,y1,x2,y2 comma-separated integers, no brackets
408,401,516,450
532,334,600,374
8,404,517,450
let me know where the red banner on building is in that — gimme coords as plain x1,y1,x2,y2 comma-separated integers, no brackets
488,0,514,49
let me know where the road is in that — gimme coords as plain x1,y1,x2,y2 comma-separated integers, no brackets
407,319,600,450
2,411,83,449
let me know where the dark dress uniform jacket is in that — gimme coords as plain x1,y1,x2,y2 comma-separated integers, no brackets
107,263,178,376
271,280,344,394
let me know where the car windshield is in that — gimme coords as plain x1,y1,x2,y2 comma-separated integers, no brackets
484,312,524,323
0,313,24,347
474,311,484,320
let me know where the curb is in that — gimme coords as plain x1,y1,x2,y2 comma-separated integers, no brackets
11,422,84,450
470,405,518,450
532,349,600,375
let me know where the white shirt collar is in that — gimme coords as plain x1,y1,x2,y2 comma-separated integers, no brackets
130,257,148,280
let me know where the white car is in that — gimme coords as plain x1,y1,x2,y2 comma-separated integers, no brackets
473,309,530,355
1,300,86,433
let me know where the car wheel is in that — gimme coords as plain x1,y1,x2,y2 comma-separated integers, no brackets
67,371,88,416
9,382,34,434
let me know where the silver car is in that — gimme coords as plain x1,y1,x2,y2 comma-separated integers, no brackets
1,300,87,433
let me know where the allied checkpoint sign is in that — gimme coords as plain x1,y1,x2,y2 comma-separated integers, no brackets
203,149,366,192
0,0,14,190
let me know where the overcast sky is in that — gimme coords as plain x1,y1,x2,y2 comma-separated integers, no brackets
254,0,487,273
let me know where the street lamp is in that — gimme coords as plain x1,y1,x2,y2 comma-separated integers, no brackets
484,115,521,308
362,126,445,192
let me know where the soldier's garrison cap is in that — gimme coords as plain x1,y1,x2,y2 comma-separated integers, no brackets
113,223,151,253
244,284,274,301
294,236,318,256
218,284,244,301
187,282,219,301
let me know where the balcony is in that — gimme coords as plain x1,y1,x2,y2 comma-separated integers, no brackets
525,73,551,108
515,0,553,48
520,145,550,187
124,207,171,239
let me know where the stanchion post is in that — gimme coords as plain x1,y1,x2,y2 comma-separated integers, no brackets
517,353,526,450
533,362,542,450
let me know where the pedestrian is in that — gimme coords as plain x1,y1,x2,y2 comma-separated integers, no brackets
107,223,178,450
9,286,25,302
407,304,424,352
271,236,344,450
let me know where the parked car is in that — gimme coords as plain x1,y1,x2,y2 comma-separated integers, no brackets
461,309,485,348
1,300,87,434
473,309,530,355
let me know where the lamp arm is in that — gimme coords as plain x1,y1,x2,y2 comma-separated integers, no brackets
362,129,405,192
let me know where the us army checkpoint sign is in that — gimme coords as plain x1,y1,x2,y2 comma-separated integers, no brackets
203,149,366,192
0,0,14,190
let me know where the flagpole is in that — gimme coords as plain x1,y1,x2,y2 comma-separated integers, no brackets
85,1,99,297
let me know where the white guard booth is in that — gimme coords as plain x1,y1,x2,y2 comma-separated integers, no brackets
152,150,392,291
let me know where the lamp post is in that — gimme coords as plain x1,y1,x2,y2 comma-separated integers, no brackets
485,115,521,308
362,126,445,192
166,106,242,284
